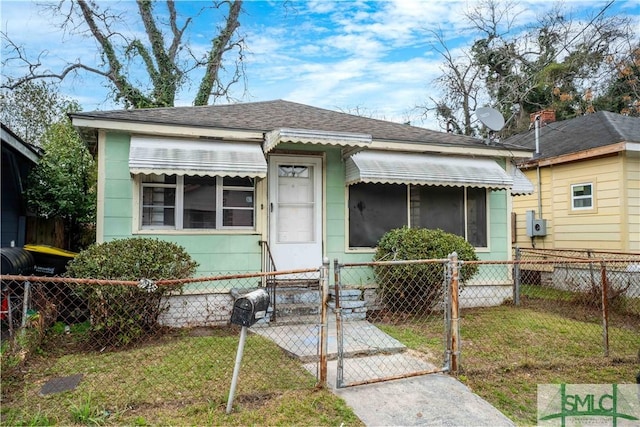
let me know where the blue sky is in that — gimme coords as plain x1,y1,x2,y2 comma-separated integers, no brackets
2,0,639,130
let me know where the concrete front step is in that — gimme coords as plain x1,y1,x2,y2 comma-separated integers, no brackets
273,287,321,305
265,314,321,326
274,302,320,318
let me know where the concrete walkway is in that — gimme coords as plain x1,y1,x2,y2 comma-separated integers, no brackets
253,318,515,426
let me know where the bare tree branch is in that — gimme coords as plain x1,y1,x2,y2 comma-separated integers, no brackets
2,0,246,108
194,0,242,106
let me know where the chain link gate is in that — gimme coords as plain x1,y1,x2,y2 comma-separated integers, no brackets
332,255,460,388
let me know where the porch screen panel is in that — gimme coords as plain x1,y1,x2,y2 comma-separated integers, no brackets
466,187,487,247
349,183,407,247
411,186,464,237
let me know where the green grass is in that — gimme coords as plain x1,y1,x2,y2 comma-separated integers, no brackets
377,303,640,427
3,294,638,427
1,331,363,426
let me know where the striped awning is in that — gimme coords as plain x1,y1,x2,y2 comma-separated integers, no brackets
345,151,513,189
129,136,267,178
264,128,371,154
510,166,535,195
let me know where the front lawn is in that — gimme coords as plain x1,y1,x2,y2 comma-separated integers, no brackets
1,330,362,426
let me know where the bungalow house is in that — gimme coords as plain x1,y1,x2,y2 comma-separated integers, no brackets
70,100,534,281
505,111,640,252
1,124,40,248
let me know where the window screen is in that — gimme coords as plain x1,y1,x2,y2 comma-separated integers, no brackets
466,187,487,247
411,186,464,236
349,183,407,247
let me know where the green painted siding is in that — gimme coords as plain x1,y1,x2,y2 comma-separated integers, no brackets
101,132,262,279
103,133,134,241
481,189,509,261
100,133,512,279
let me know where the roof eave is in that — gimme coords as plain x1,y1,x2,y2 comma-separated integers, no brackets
518,141,628,168
71,116,264,140
371,139,533,158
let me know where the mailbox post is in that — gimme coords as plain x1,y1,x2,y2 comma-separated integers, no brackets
226,288,270,414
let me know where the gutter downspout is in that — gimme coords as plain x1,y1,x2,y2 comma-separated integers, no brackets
533,115,542,248
534,115,543,220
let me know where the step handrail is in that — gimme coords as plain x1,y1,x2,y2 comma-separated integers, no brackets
259,240,278,321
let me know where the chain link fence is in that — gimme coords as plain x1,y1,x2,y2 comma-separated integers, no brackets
458,255,639,372
1,269,324,424
334,258,452,387
333,252,639,387
2,250,639,422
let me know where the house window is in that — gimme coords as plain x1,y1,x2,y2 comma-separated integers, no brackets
140,174,255,230
571,183,593,210
348,183,488,248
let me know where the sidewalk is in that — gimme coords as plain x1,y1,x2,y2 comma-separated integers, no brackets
332,368,515,426
253,318,515,426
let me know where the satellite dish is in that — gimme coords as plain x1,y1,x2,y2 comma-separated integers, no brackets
475,107,505,131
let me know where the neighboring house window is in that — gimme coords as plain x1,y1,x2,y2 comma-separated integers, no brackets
348,183,488,248
571,183,593,210
140,174,255,230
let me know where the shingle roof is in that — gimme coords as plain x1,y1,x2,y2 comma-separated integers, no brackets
503,111,640,160
71,99,524,151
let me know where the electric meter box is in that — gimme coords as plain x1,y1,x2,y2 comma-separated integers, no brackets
526,210,547,237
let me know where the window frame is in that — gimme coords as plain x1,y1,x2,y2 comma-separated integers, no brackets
571,182,594,211
137,174,256,232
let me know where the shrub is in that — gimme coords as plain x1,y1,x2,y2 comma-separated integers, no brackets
65,238,198,348
372,227,479,313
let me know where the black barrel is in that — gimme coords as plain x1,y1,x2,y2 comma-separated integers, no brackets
23,245,76,276
0,248,35,275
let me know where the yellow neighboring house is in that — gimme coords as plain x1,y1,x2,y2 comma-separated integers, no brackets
505,111,640,252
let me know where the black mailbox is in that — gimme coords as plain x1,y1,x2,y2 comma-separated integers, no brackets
230,289,270,327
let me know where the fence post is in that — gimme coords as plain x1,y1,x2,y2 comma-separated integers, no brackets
600,261,610,357
448,252,460,374
514,246,521,306
319,258,330,387
334,258,344,389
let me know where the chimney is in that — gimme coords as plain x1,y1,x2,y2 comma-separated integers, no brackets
529,110,556,125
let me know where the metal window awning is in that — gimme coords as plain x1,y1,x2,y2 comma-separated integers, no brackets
345,151,514,189
264,128,371,156
129,136,267,178
510,166,535,195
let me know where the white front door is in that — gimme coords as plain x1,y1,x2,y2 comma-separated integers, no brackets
268,156,323,271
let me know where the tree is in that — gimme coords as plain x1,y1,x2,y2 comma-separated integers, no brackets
2,0,244,108
0,81,78,147
419,30,482,136
593,44,640,116
25,116,96,251
424,0,636,137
